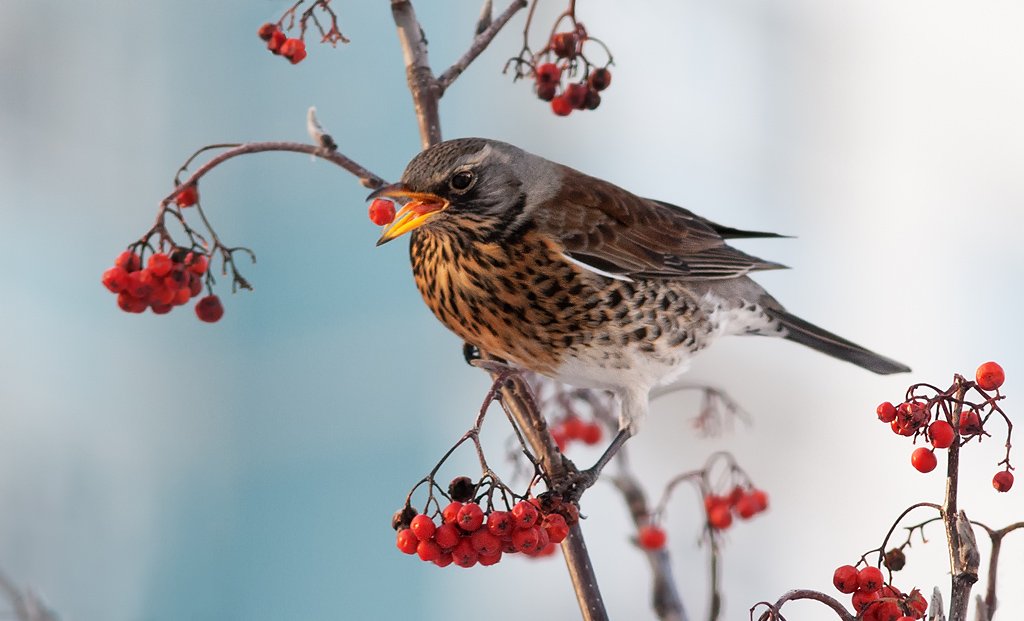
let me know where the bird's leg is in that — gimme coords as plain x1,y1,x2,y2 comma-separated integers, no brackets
557,427,633,501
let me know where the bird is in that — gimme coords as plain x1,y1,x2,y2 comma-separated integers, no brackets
369,137,910,483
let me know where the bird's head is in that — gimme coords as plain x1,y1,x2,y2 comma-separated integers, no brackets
369,138,559,245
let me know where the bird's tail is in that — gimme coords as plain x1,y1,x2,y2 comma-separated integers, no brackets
767,310,911,375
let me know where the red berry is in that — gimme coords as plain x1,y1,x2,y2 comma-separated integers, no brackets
433,552,453,567
551,95,573,116
102,266,130,293
905,589,927,616
115,250,141,272
511,526,540,553
257,23,278,41
368,198,396,226
268,30,287,54
536,82,557,102
456,502,484,532
564,83,589,110
580,422,603,445
911,447,937,473
993,470,1014,492
434,522,461,549
451,538,478,568
176,185,198,207
734,495,758,519
637,525,666,550
527,524,550,556
588,68,611,91
535,542,559,557
442,502,463,524
478,551,502,566
410,514,436,541
470,529,502,555
542,513,569,543
195,295,224,323
150,281,176,307
877,401,897,423
562,416,586,440
185,252,209,275
486,511,514,539
551,32,578,58
976,361,1005,391
746,489,769,513
511,500,539,528
959,410,982,436
833,565,859,594
708,504,732,530
280,38,306,63
172,286,192,306
396,528,418,554
147,253,173,277
552,427,567,451
929,420,955,449
150,303,172,315
116,291,147,313
874,600,903,621
583,88,601,110
851,588,880,613
857,566,884,591
188,273,203,297
126,269,155,299
416,539,441,562
535,62,561,84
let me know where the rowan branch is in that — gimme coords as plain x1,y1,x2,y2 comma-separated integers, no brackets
391,0,441,149
752,589,855,621
436,0,528,95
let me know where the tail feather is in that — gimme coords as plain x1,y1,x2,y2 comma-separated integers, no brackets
769,310,911,375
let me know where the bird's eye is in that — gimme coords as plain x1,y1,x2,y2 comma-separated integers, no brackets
449,170,475,192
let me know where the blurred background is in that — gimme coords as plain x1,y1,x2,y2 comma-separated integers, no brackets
1,0,1021,619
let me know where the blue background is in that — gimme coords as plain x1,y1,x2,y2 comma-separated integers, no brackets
0,1,1021,619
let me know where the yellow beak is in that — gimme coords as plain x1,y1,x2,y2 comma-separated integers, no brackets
369,183,448,246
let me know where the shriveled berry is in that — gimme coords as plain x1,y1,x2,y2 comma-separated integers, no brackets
195,295,224,323
392,505,417,531
542,514,569,544
368,198,396,226
448,476,475,503
877,401,897,423
832,565,859,594
929,420,955,449
511,500,539,528
486,511,514,539
434,552,453,567
637,525,666,550
551,32,577,58
268,30,287,54
588,68,611,91
434,522,461,549
883,547,906,571
478,551,502,566
555,502,579,527
708,504,732,530
993,470,1014,492
456,502,484,532
857,566,884,591
441,501,463,524
551,95,573,117
535,63,561,84
905,589,927,616
257,23,278,41
911,447,937,473
536,82,557,102
565,83,589,110
147,253,173,277
511,526,540,553
976,361,1004,391
410,514,436,541
396,528,418,555
416,539,441,562
115,250,141,272
535,491,562,512
451,538,478,567
470,529,502,555
959,410,981,436
583,88,601,110
176,185,198,207
102,266,130,293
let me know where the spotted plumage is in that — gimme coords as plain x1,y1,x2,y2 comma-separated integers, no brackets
372,138,910,438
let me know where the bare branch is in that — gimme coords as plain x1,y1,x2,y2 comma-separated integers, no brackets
754,589,856,621
391,0,441,148
437,0,528,95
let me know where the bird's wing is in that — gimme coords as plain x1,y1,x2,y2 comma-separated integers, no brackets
533,167,787,281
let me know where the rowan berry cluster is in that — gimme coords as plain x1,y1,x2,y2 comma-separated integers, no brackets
550,415,603,451
102,248,222,322
255,0,349,65
702,485,769,530
506,6,614,116
831,564,927,621
875,362,1013,490
393,477,577,568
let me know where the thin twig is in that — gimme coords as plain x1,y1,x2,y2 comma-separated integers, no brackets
752,589,855,621
436,0,528,95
